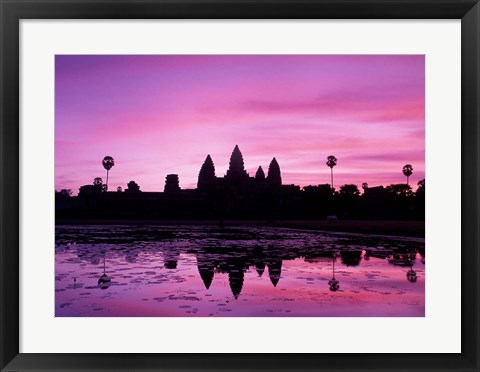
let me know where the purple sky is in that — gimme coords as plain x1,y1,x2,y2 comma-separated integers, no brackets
55,55,424,194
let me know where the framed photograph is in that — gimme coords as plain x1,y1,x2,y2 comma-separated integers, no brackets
1,0,479,371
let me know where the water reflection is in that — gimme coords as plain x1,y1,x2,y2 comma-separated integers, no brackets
341,250,362,267
407,268,417,283
97,253,111,290
55,225,425,317
328,255,340,292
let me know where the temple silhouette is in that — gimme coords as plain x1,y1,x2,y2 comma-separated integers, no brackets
198,145,281,193
58,145,300,220
56,145,425,221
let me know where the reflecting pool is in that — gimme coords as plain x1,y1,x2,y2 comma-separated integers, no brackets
55,225,425,317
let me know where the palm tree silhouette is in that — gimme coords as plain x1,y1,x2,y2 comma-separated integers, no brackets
402,164,413,185
102,156,115,191
326,155,337,190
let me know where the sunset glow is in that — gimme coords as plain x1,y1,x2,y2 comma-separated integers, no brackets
55,55,425,194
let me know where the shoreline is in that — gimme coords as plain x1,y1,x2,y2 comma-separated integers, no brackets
55,219,425,238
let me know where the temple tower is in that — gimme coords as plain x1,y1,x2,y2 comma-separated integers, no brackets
197,155,216,191
267,157,282,188
225,145,249,184
164,174,180,193
126,180,140,193
255,166,265,181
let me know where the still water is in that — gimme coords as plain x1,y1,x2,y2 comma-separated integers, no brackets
55,225,425,317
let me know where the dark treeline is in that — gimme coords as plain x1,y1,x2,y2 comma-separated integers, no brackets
55,180,425,221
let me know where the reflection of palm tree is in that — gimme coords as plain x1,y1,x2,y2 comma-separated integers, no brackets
98,253,111,290
406,268,417,283
406,262,418,283
326,155,337,190
402,164,413,185
102,156,115,191
328,255,340,292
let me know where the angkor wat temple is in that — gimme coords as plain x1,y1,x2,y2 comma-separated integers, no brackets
197,145,282,193
56,145,424,221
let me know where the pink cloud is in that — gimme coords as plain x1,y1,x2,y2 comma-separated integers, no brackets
55,55,425,194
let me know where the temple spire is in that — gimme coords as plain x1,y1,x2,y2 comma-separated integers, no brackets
228,145,246,173
267,157,281,188
225,145,249,183
255,166,265,181
198,154,216,190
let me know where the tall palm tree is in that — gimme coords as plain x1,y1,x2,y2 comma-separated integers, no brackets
326,155,337,190
402,164,413,185
102,156,115,191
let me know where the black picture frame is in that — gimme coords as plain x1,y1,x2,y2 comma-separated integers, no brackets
1,1,479,371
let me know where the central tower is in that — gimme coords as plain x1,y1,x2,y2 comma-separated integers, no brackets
225,145,249,184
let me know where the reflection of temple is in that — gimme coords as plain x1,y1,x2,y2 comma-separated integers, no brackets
267,259,282,287
253,245,266,277
210,256,249,300
388,249,416,267
255,262,266,277
228,260,246,300
365,249,392,261
340,250,362,267
304,252,335,264
162,246,179,269
196,254,215,289
194,246,282,299
69,238,425,297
